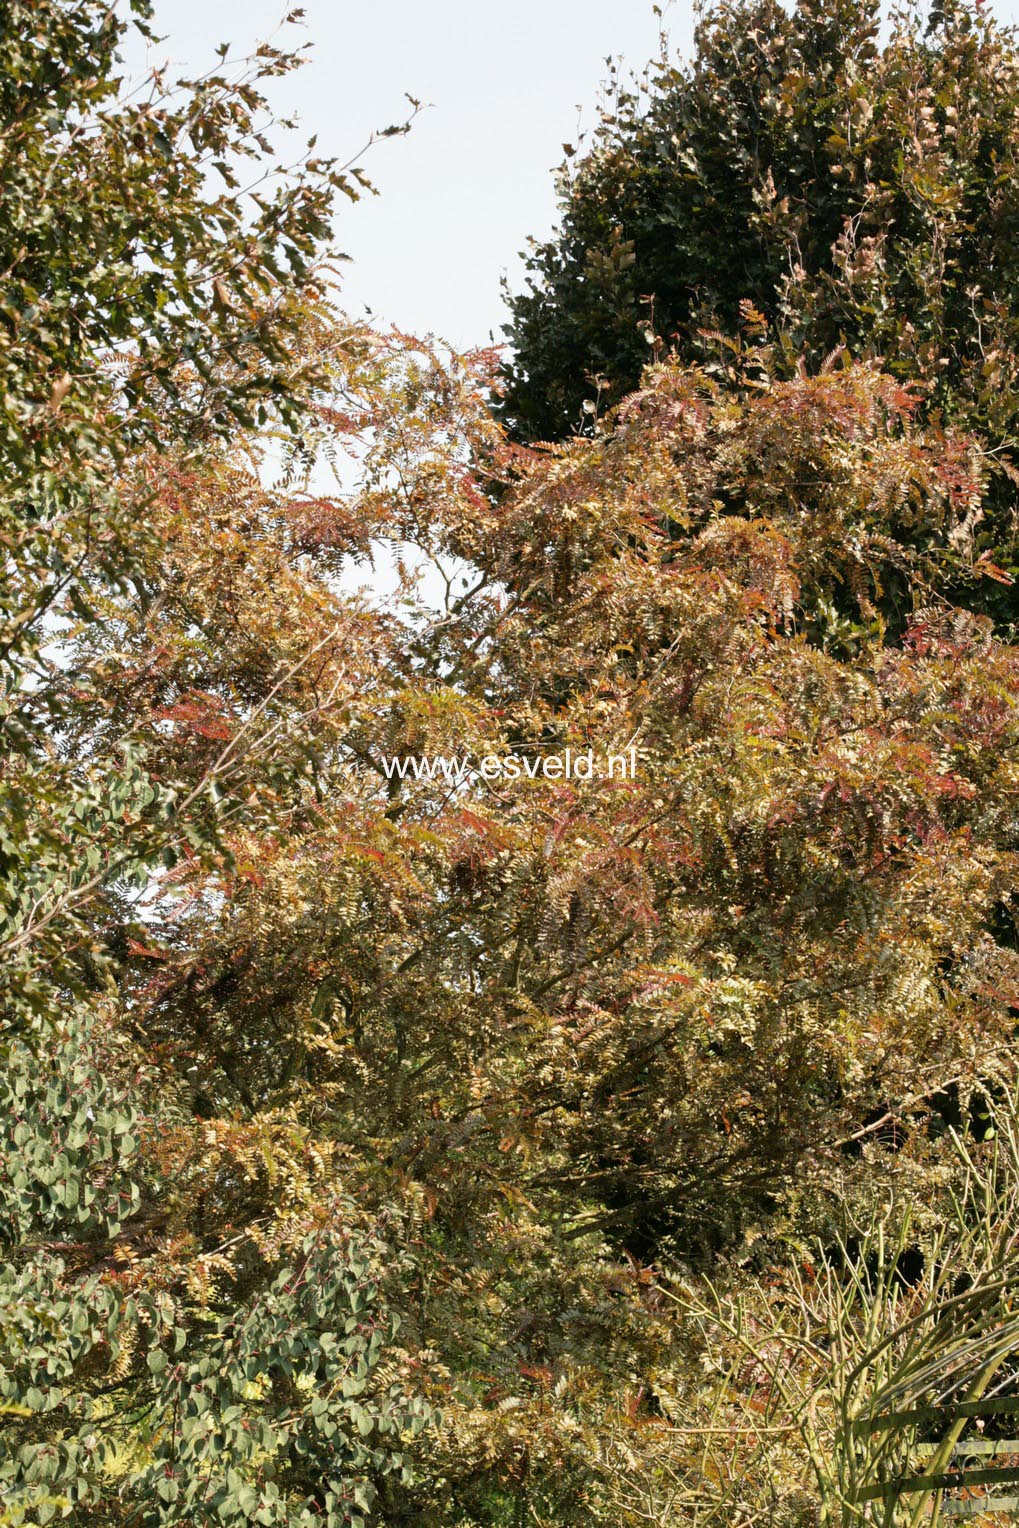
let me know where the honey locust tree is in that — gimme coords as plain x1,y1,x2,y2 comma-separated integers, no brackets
69,333,1019,1522
339,354,1019,1522
8,6,1019,1515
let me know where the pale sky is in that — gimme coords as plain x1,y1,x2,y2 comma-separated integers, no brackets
125,0,1019,607
127,0,684,350
129,0,1019,353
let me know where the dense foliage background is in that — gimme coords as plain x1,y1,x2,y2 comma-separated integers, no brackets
5,1,1019,1525
501,0,1019,627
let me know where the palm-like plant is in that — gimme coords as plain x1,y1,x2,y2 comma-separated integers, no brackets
602,1091,1019,1525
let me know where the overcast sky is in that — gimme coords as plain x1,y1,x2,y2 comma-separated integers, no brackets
126,0,685,350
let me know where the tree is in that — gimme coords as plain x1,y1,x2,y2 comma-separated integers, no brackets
0,5,425,1523
63,337,1019,1521
0,0,365,1016
500,0,1019,624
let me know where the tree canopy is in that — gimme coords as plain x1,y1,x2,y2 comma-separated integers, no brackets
501,0,1019,624
5,2,1019,1526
